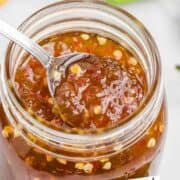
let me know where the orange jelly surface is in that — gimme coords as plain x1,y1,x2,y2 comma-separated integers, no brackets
15,32,146,132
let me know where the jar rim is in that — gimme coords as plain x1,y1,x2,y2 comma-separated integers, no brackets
1,0,163,158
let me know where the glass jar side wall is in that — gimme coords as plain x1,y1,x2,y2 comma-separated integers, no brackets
0,101,167,180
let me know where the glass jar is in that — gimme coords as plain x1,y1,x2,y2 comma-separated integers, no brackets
0,1,167,179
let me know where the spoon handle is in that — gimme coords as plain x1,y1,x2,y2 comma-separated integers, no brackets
0,19,49,67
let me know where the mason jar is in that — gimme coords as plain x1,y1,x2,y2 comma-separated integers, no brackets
0,1,167,179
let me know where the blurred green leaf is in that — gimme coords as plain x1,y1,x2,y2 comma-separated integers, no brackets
176,65,180,71
107,0,139,5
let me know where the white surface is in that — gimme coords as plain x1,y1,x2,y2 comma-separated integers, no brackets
0,0,179,179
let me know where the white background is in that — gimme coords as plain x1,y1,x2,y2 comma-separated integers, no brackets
0,0,180,179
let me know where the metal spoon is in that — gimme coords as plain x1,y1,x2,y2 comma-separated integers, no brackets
0,19,91,96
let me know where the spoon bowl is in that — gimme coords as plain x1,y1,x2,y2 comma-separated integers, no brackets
47,52,92,96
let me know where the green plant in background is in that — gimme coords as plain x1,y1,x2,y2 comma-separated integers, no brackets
176,65,180,71
106,0,140,5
